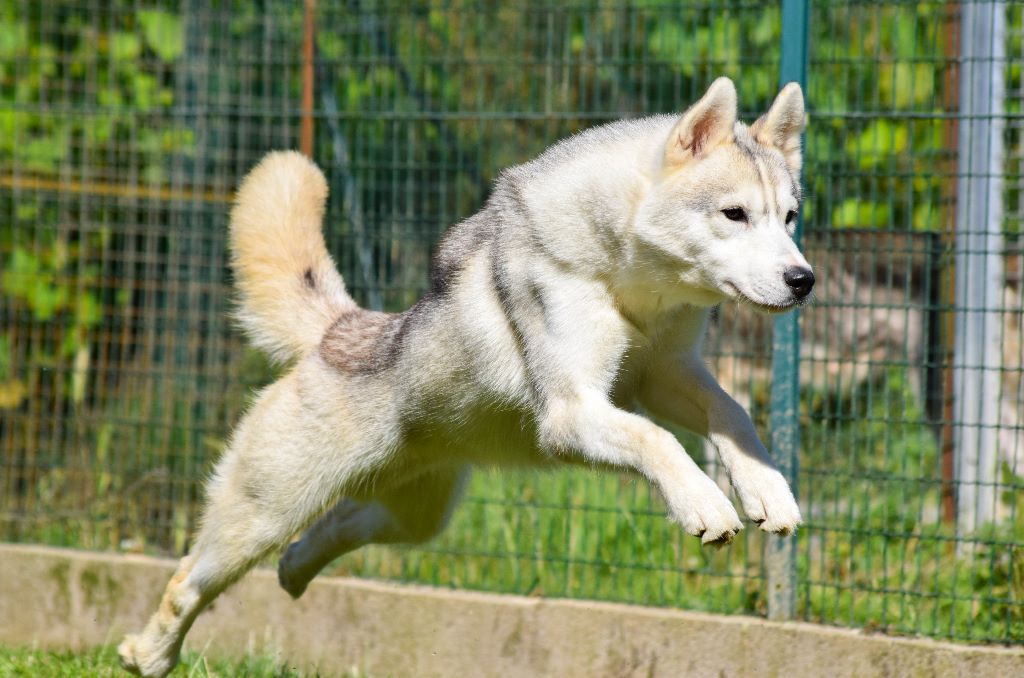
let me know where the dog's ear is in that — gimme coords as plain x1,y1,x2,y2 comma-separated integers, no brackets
664,77,737,167
751,82,805,172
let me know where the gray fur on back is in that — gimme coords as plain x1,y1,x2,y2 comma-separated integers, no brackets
431,115,677,295
318,116,682,375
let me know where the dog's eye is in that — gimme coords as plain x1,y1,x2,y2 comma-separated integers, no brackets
722,207,746,222
785,210,798,225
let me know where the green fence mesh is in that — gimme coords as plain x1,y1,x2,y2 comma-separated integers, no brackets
1,0,1021,645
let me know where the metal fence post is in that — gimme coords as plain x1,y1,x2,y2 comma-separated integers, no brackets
767,0,810,622
953,0,1006,543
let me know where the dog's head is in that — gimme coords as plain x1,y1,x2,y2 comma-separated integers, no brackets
634,77,813,313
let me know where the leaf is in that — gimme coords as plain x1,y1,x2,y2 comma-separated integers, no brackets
0,379,26,409
138,9,183,62
881,63,935,109
2,248,40,297
131,72,157,111
2,247,71,320
751,8,779,47
76,293,103,328
831,198,892,229
912,202,937,231
27,279,67,321
0,333,11,378
649,22,704,77
15,201,38,221
160,126,195,152
18,129,70,173
110,31,140,61
0,21,27,57
845,119,908,170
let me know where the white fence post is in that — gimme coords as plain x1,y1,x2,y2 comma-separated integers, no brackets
954,0,1006,538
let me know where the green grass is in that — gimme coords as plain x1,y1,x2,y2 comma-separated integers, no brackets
0,645,369,677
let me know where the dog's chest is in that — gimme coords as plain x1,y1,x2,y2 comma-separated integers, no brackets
609,305,708,406
606,320,659,407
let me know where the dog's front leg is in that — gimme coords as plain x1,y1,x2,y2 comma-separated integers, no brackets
504,267,742,543
540,389,743,544
639,357,802,535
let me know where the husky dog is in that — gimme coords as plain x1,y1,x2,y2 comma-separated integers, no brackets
119,77,812,677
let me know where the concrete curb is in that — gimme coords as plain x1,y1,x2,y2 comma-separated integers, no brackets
0,543,1020,677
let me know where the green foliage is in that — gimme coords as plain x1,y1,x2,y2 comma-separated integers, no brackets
0,1,192,179
3,244,101,329
0,232,104,409
806,1,952,233
0,1,197,413
137,10,184,63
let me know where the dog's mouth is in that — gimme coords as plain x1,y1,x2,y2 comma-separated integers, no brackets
723,282,803,314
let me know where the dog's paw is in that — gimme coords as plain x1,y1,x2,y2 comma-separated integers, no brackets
277,543,312,599
118,633,178,678
730,465,802,535
669,474,744,546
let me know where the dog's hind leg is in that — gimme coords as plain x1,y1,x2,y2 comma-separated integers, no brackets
276,498,385,599
117,479,295,676
118,378,372,677
278,466,469,599
117,462,320,677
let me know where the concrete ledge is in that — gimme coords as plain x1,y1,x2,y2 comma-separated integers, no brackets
0,543,1020,677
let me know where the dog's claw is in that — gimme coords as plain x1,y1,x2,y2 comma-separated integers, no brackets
701,527,738,547
769,524,796,537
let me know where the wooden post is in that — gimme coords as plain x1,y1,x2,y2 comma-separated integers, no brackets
301,0,316,157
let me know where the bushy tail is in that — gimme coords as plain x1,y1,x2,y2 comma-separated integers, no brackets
229,151,355,363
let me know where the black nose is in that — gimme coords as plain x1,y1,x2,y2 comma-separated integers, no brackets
783,266,815,300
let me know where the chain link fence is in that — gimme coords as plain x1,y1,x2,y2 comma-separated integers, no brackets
1,0,1020,645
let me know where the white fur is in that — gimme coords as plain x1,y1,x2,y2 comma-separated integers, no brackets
119,78,810,677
